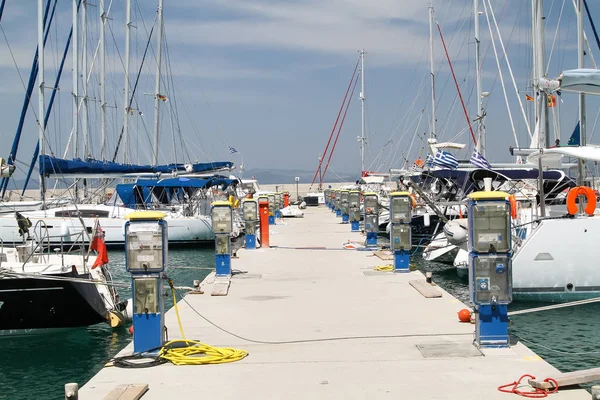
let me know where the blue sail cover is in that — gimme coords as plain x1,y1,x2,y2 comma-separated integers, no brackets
39,155,233,177
115,176,239,208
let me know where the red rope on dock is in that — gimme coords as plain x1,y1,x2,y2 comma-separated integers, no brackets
497,374,558,398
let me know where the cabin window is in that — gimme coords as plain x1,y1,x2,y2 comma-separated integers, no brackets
54,210,110,218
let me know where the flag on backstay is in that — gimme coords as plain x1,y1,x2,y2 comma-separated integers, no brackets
91,224,109,269
470,148,491,169
228,146,238,154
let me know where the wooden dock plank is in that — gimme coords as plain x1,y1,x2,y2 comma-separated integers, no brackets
211,275,231,296
409,279,442,298
103,384,148,400
374,250,393,261
529,367,600,389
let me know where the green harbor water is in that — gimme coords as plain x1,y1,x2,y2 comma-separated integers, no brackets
1,248,600,399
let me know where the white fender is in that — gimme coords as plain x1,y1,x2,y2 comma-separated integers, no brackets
60,222,71,238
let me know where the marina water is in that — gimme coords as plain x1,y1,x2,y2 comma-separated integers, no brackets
2,248,600,399
0,248,215,400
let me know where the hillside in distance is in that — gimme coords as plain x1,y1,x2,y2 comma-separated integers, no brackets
240,168,358,185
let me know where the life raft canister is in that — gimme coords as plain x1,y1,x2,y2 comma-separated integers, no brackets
566,186,597,216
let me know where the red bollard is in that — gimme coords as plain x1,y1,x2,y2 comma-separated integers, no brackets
283,192,290,208
259,197,270,248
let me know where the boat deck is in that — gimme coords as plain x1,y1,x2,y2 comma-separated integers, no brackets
79,207,590,399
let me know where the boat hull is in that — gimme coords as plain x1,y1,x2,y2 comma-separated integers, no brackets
0,207,214,247
512,217,600,302
0,270,108,331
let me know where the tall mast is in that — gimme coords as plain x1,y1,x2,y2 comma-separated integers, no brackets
72,0,78,159
428,1,437,140
122,0,131,163
152,0,164,165
359,49,366,174
534,0,549,149
474,0,485,156
99,0,106,159
81,0,89,158
38,0,45,204
533,0,548,217
577,0,586,185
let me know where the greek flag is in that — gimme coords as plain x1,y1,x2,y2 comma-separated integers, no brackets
425,154,434,167
432,150,458,169
470,148,491,169
228,146,238,154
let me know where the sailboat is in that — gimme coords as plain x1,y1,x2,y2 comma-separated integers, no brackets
0,0,237,247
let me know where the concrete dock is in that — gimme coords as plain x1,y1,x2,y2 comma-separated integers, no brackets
80,207,590,399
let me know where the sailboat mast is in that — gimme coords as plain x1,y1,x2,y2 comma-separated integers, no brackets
428,1,437,140
534,0,549,149
474,0,485,156
122,0,131,163
38,0,45,204
82,0,89,158
533,0,547,216
72,0,78,160
577,0,586,185
152,0,164,165
360,49,366,174
100,0,106,159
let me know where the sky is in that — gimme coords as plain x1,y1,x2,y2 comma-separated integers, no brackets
0,0,599,189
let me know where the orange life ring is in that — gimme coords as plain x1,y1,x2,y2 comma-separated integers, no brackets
566,186,597,216
508,195,518,219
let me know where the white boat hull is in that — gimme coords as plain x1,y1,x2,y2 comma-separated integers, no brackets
0,205,215,246
512,216,600,302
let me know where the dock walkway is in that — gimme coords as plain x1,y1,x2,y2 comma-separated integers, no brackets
80,207,590,399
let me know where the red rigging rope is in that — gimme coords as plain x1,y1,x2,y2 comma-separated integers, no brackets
321,72,360,181
310,57,361,190
436,21,478,146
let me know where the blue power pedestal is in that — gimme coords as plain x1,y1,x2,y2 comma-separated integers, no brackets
125,212,168,354
363,192,379,247
467,191,513,348
390,192,413,273
242,199,258,251
212,202,234,277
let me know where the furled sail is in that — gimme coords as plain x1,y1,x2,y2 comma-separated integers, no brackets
39,155,233,178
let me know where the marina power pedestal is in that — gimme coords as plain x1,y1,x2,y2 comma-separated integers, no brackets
363,192,379,247
268,194,276,225
349,190,361,232
258,195,270,248
467,191,513,348
283,192,290,208
390,192,412,273
275,193,283,219
340,190,350,223
242,198,258,250
335,190,342,217
212,201,233,276
324,189,329,208
329,189,336,211
124,211,168,354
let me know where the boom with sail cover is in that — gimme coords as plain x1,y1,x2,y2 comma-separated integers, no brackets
39,155,233,178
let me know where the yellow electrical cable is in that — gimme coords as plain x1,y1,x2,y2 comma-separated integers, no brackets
171,286,186,339
163,283,249,365
159,339,248,365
